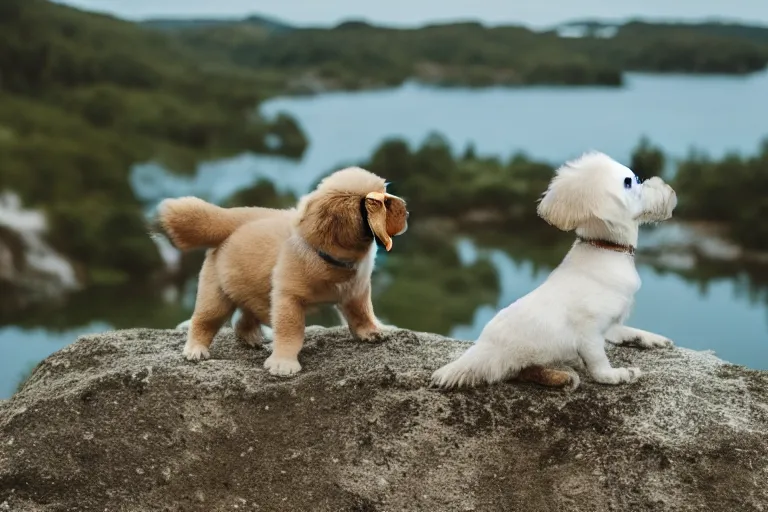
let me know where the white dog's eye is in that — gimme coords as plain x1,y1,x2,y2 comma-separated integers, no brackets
623,177,632,189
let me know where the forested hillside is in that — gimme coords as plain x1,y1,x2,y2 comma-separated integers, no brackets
0,0,306,283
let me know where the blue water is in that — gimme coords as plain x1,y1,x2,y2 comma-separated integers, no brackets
4,71,768,399
0,322,110,397
132,71,768,201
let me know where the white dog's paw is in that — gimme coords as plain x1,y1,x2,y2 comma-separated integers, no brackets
621,333,674,350
176,319,192,331
638,334,674,349
183,343,210,361
608,331,675,349
264,355,302,376
593,367,641,385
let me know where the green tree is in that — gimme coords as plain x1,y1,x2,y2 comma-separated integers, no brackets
631,136,666,178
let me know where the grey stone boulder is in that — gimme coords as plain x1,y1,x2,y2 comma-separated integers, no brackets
0,327,766,511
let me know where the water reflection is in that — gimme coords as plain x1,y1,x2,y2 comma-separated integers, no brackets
0,322,111,398
3,223,768,399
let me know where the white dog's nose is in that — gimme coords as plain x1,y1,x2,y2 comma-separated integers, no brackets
669,187,678,210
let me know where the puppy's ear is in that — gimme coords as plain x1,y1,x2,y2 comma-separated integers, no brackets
537,170,593,231
365,192,392,251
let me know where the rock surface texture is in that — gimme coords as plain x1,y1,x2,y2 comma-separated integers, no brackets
1,327,766,511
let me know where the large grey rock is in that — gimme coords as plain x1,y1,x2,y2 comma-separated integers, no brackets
0,327,766,511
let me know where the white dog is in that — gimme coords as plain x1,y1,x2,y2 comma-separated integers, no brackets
431,151,677,390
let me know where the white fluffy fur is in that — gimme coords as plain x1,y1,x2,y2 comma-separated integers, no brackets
431,151,678,389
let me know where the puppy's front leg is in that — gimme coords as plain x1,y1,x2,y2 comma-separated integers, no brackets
579,337,641,385
263,294,305,376
605,325,673,349
339,286,385,341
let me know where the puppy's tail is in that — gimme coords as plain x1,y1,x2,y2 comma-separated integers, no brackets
154,197,269,250
430,343,511,389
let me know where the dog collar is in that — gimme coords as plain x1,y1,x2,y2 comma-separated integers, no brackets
310,196,382,271
577,237,635,256
316,249,357,270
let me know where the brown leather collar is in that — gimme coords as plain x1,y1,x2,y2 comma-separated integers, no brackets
577,237,635,256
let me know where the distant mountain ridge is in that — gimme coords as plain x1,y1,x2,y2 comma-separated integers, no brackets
555,18,768,42
141,14,293,33
140,11,768,36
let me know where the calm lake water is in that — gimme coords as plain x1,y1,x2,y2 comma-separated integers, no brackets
3,71,768,398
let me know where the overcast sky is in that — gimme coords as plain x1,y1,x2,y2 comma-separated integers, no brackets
54,0,768,28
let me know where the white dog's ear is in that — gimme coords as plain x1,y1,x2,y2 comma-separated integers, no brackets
537,167,594,231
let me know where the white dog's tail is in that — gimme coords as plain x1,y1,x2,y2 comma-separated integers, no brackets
431,343,513,389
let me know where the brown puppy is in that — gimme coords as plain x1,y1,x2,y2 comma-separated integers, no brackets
156,167,409,376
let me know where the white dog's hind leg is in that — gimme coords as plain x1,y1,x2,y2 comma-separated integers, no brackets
431,344,512,389
605,325,673,349
579,337,641,385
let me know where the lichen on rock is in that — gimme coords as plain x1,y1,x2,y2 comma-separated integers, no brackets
0,327,766,511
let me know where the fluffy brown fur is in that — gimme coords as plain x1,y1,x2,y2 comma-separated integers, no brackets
155,167,408,376
517,366,578,389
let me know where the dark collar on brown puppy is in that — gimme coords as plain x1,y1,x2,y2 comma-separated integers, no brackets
313,196,381,270
577,236,635,256
316,249,357,270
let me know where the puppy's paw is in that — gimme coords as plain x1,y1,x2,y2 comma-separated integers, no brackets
264,355,302,376
183,343,210,362
353,327,385,343
593,367,641,385
236,328,265,349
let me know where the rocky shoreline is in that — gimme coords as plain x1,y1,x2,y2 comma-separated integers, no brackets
0,192,78,311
